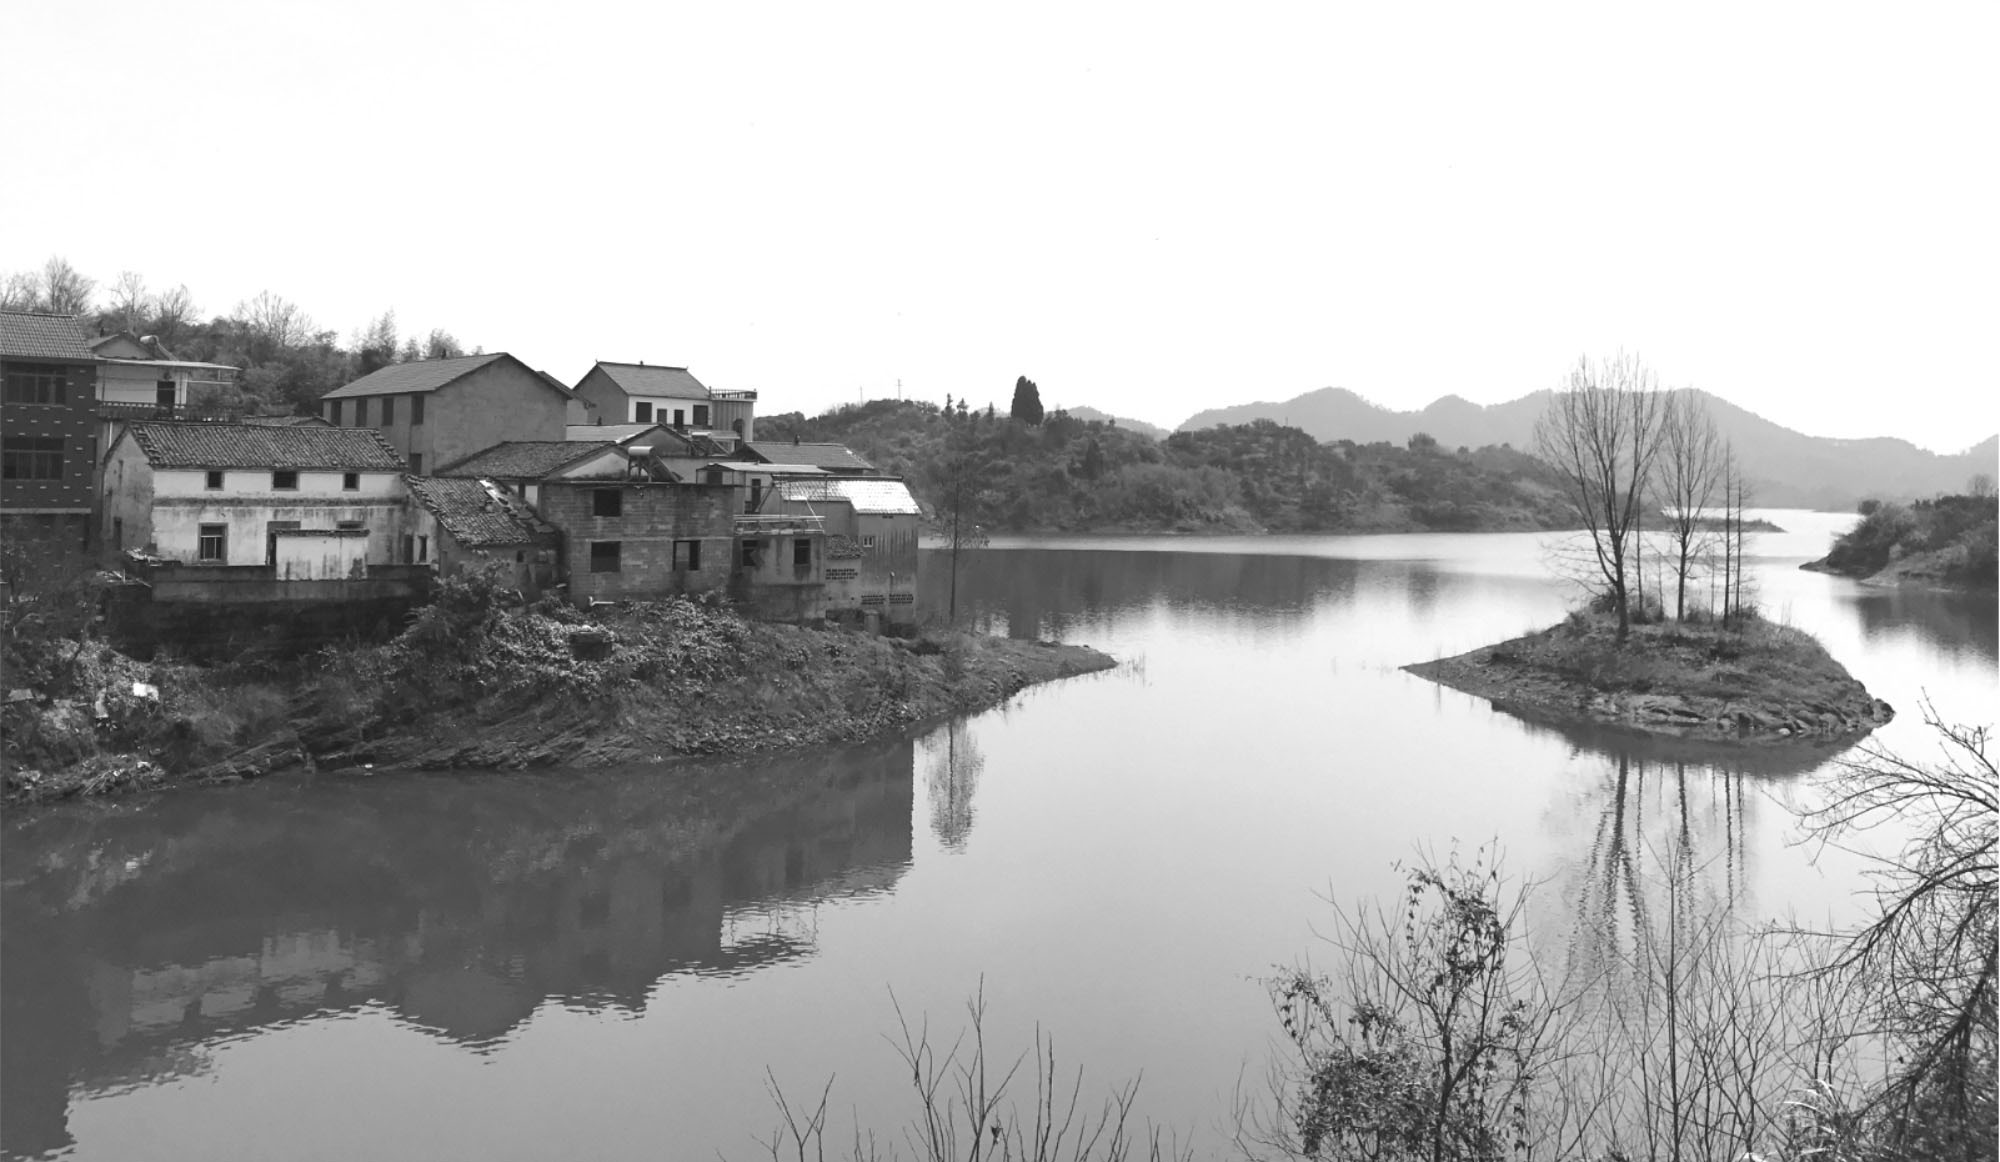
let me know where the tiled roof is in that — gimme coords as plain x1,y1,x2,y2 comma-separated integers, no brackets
0,312,95,361
242,414,331,428
123,422,407,470
323,353,511,399
567,423,665,444
777,478,922,515
436,440,611,479
407,476,556,548
593,362,710,400
745,441,877,472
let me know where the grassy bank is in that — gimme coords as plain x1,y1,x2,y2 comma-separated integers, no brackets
1804,492,1998,588
2,579,1114,806
1405,609,1892,742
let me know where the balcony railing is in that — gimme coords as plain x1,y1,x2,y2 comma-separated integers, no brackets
96,402,238,422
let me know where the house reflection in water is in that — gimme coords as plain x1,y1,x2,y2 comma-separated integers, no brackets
0,738,916,1158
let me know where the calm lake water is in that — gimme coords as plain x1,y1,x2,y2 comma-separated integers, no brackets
4,512,1994,1160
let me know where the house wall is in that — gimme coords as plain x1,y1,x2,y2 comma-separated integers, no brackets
1,357,98,520
769,501,920,624
427,363,568,472
273,530,370,580
99,363,184,407
138,468,408,566
539,480,737,604
103,437,158,553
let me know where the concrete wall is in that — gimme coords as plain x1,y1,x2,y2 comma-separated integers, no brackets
768,502,920,624
117,463,409,566
98,363,183,407
539,480,738,604
273,529,369,580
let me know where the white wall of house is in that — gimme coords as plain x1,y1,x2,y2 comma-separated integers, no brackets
107,455,411,566
274,531,370,580
99,363,185,408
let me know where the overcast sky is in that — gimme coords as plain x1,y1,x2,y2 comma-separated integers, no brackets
7,2,1994,452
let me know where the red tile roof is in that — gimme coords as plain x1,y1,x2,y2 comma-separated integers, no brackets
122,421,407,470
0,312,96,361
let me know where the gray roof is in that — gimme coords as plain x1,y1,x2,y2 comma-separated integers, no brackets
744,441,877,472
322,353,576,400
0,312,95,361
777,478,921,515
437,441,612,479
242,414,332,428
591,362,710,400
407,476,557,548
567,423,666,444
122,421,407,470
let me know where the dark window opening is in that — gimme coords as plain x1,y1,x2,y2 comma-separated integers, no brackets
1,437,64,480
355,398,369,426
381,396,395,425
273,469,299,490
2,365,67,405
336,520,365,530
590,541,622,573
409,453,423,475
593,489,622,517
411,394,425,424
693,404,710,426
672,408,685,428
206,470,224,490
634,401,653,422
740,539,762,567
155,379,176,409
418,534,429,563
198,524,226,562
675,539,702,571
793,537,812,568
342,472,359,491
328,399,344,425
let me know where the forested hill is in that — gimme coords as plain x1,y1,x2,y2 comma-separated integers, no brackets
756,401,1575,534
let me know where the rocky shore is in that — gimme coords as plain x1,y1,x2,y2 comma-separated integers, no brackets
2,589,1115,807
1404,611,1893,744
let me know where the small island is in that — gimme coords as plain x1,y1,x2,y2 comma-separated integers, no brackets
1406,609,1893,743
1802,491,1998,589
2,579,1114,806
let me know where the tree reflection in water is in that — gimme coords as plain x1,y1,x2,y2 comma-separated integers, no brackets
921,720,985,850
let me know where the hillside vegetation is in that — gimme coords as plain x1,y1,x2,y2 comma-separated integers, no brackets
1806,493,1999,588
758,400,1574,534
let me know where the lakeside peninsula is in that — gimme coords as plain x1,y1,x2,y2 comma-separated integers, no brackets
1406,610,1893,743
2,584,1113,806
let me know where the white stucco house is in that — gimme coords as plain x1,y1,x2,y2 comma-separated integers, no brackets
103,421,411,577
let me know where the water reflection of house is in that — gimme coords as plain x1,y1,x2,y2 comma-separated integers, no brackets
0,742,916,1156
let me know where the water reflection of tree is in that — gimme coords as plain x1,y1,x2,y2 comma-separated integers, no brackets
921,721,985,850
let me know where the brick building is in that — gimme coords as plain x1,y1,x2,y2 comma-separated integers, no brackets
1,312,100,552
320,353,575,475
538,479,743,605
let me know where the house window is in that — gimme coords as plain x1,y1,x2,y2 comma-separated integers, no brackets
418,535,430,563
355,398,369,426
411,394,425,425
381,396,395,425
206,470,224,490
198,524,226,562
671,408,685,428
675,539,702,571
593,489,622,517
2,364,66,405
328,399,344,425
793,537,812,568
1,437,64,480
861,535,877,551
634,401,653,422
273,469,299,490
409,453,423,474
740,539,762,567
336,520,365,530
589,541,621,573
401,534,414,563
693,404,710,426
155,380,176,409
342,472,359,491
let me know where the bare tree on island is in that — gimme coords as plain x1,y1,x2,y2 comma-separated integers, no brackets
1534,354,1667,641
1655,390,1725,621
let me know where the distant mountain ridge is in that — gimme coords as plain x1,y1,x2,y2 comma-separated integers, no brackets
1179,387,1996,509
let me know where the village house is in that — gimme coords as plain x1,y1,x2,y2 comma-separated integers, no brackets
741,441,880,476
435,439,669,508
320,353,575,475
87,330,240,418
770,477,922,626
571,362,757,444
540,475,754,606
1,312,100,552
406,475,561,597
103,421,412,575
